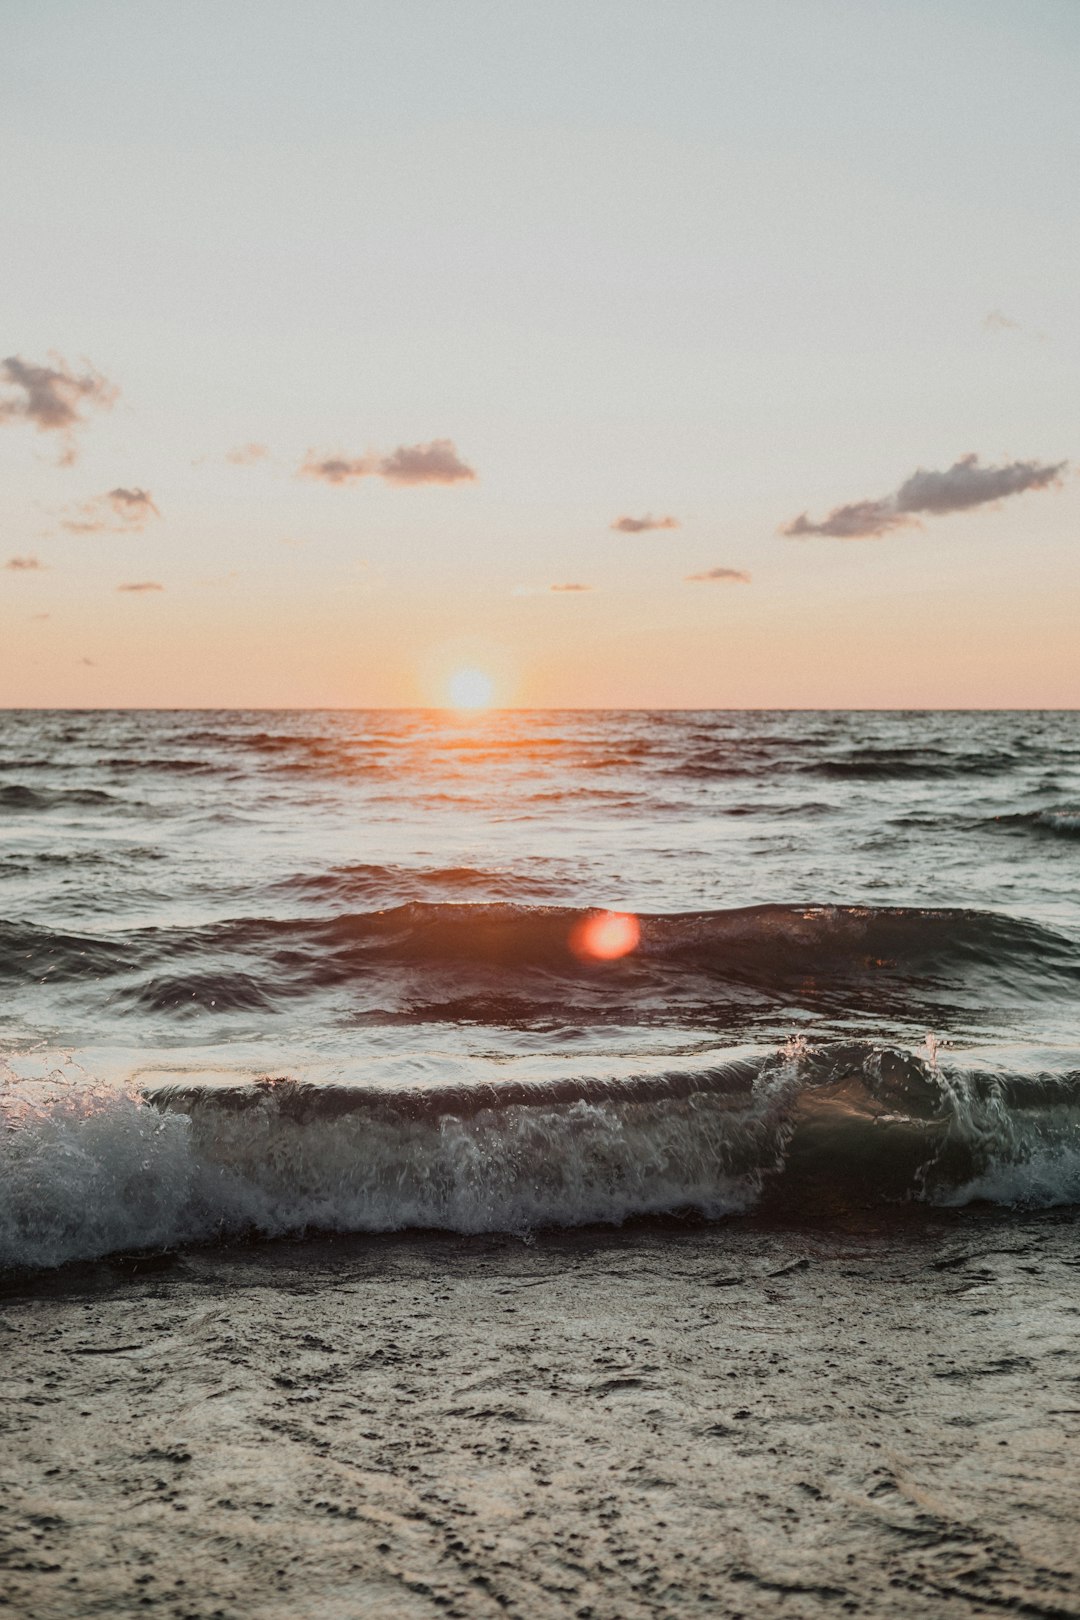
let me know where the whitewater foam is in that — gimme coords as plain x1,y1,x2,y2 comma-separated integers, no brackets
3,1043,1078,1272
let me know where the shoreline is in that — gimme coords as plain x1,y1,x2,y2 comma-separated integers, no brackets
3,1209,1079,1618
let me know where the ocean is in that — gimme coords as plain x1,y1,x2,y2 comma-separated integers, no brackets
2,707,1078,1272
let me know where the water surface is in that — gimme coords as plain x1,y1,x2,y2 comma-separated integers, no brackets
2,709,1078,1267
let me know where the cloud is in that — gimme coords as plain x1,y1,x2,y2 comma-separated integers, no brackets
300,439,475,487
894,455,1065,514
61,486,162,534
5,554,46,571
107,486,161,520
610,513,680,534
299,452,377,485
378,440,475,485
549,582,592,592
225,442,270,466
984,309,1021,334
782,500,910,540
781,453,1067,540
982,309,1049,344
686,566,751,584
0,354,118,463
117,581,164,593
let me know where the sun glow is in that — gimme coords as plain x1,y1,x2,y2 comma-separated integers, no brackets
447,667,495,710
569,911,641,962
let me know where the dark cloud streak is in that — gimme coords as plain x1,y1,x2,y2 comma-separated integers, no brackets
611,513,679,534
299,453,376,485
300,439,475,486
782,453,1067,539
686,566,751,583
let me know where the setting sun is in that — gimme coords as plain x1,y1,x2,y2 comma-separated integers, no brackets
447,668,495,710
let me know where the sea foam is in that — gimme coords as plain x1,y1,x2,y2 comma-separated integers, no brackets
3,1044,1079,1272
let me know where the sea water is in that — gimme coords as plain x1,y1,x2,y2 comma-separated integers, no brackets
2,708,1078,1268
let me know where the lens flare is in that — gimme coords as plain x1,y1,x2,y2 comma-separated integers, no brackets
569,910,641,962
447,668,495,710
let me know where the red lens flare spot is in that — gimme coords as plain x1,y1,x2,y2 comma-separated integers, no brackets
569,910,641,962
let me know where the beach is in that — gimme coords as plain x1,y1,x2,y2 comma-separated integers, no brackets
4,1211,1079,1619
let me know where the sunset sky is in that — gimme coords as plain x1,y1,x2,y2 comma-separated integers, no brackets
2,0,1078,708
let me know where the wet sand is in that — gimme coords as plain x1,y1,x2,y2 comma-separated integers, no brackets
2,1212,1079,1619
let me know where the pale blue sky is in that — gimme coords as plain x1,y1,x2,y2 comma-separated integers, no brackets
1,1,1077,705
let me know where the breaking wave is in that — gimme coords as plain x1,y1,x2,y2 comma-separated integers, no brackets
3,1043,1078,1271
991,808,1080,841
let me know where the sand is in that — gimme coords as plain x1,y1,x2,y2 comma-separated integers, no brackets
2,1212,1079,1619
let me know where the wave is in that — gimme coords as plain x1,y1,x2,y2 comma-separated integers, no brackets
3,905,1076,1023
99,755,221,775
801,748,1019,780
659,744,1027,782
128,902,1080,997
0,784,116,811
3,1043,1078,1270
990,808,1080,841
120,970,278,1014
719,800,835,819
0,920,136,981
271,863,567,906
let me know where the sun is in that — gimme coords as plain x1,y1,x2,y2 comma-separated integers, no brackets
447,667,495,710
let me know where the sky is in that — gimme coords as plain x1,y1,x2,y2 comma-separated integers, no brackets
1,0,1078,709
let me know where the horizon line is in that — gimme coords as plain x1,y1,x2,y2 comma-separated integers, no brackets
1,705,1077,716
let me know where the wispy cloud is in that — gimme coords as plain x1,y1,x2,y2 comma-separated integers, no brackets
5,554,46,571
117,580,164,593
686,566,751,583
982,309,1049,344
782,453,1067,540
61,487,162,534
611,513,680,534
225,442,270,466
984,309,1021,334
300,439,476,487
0,354,118,464
550,582,592,593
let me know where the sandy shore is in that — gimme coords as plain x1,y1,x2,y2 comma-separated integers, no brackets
2,1212,1079,1619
